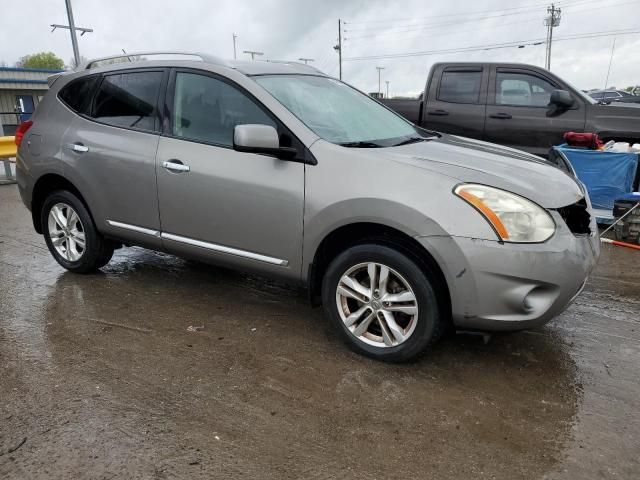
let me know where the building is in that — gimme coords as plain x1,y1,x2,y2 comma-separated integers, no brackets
0,67,63,135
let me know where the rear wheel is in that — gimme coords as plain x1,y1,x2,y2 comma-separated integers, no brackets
41,190,114,273
322,244,443,362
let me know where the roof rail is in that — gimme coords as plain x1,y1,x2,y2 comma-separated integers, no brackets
263,59,324,74
79,51,229,70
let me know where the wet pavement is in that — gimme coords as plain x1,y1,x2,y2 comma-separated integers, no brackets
0,183,638,479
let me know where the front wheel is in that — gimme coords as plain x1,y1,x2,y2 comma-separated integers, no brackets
41,190,114,273
322,244,443,362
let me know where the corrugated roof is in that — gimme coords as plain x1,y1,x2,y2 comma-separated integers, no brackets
0,68,63,91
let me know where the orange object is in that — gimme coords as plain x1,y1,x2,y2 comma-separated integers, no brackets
600,238,640,251
457,190,509,240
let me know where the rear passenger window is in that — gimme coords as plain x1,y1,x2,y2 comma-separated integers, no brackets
58,76,98,115
438,70,482,104
171,72,275,147
92,71,162,131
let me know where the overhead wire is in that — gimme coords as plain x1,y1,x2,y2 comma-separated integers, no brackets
343,28,640,61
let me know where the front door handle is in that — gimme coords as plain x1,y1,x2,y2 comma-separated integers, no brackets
427,109,449,116
162,160,190,173
489,113,513,119
67,143,89,153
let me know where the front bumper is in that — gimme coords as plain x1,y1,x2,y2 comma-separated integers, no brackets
416,211,600,331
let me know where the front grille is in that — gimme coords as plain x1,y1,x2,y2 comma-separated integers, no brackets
556,198,591,235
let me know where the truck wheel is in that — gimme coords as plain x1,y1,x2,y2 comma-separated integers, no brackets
322,244,443,362
41,190,114,273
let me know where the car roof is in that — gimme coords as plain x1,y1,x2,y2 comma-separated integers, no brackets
75,51,325,77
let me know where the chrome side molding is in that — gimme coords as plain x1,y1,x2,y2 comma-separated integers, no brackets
162,232,289,267
107,220,160,237
106,220,288,267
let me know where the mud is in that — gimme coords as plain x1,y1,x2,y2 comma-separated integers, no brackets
0,184,638,479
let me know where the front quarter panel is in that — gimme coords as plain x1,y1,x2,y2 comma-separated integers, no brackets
303,140,498,276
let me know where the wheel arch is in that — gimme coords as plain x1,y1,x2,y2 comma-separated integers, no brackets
31,173,92,234
306,221,452,324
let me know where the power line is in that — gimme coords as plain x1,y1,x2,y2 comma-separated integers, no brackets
343,0,599,29
344,0,552,25
344,0,638,41
343,28,640,61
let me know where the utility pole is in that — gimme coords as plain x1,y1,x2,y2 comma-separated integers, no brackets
544,4,561,70
50,0,93,67
385,80,389,99
233,33,238,60
298,58,314,65
334,19,342,80
243,50,264,60
376,66,385,97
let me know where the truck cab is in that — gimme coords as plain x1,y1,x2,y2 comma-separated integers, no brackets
421,62,587,156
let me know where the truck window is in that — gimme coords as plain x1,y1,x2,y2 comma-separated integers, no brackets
496,72,556,107
437,71,482,104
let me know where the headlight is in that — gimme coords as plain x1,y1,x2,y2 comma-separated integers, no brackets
454,184,556,243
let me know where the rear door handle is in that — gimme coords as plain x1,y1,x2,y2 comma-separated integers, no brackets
489,113,513,119
162,160,190,173
67,143,89,153
427,109,449,116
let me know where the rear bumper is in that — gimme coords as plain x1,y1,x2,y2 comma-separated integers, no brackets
416,212,600,331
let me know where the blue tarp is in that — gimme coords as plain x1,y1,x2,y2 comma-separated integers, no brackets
554,145,639,210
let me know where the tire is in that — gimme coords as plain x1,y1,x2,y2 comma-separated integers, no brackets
41,190,114,273
322,244,443,362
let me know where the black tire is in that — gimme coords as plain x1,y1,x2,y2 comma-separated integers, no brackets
41,190,114,273
322,244,443,362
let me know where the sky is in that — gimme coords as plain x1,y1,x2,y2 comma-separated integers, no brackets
1,0,639,96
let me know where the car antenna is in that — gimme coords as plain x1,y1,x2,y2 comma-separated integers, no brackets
602,38,617,100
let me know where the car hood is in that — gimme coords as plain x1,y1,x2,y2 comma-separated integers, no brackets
378,134,585,208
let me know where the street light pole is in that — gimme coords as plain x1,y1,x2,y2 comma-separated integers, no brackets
233,33,238,60
334,19,342,80
385,80,389,99
243,50,264,61
376,66,385,97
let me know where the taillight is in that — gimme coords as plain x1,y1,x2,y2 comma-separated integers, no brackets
15,120,33,147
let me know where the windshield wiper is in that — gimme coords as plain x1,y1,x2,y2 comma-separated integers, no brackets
338,141,383,148
393,136,426,146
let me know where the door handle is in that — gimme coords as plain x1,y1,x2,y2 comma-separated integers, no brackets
162,160,190,173
67,143,89,153
427,109,449,116
489,113,513,119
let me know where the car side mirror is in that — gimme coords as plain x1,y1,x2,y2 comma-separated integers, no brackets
233,124,297,160
547,89,574,117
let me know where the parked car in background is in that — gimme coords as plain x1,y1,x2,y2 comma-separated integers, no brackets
381,62,640,157
588,89,640,104
16,52,599,362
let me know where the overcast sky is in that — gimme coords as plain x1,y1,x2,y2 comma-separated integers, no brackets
1,0,639,96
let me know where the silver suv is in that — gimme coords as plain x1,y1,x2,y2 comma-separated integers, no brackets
16,52,599,362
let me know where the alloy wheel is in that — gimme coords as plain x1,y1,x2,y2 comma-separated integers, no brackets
48,203,86,262
335,262,419,348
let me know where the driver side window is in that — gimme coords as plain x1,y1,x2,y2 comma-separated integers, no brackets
172,72,275,147
496,71,556,107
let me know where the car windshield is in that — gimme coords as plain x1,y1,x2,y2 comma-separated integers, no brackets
254,75,431,147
